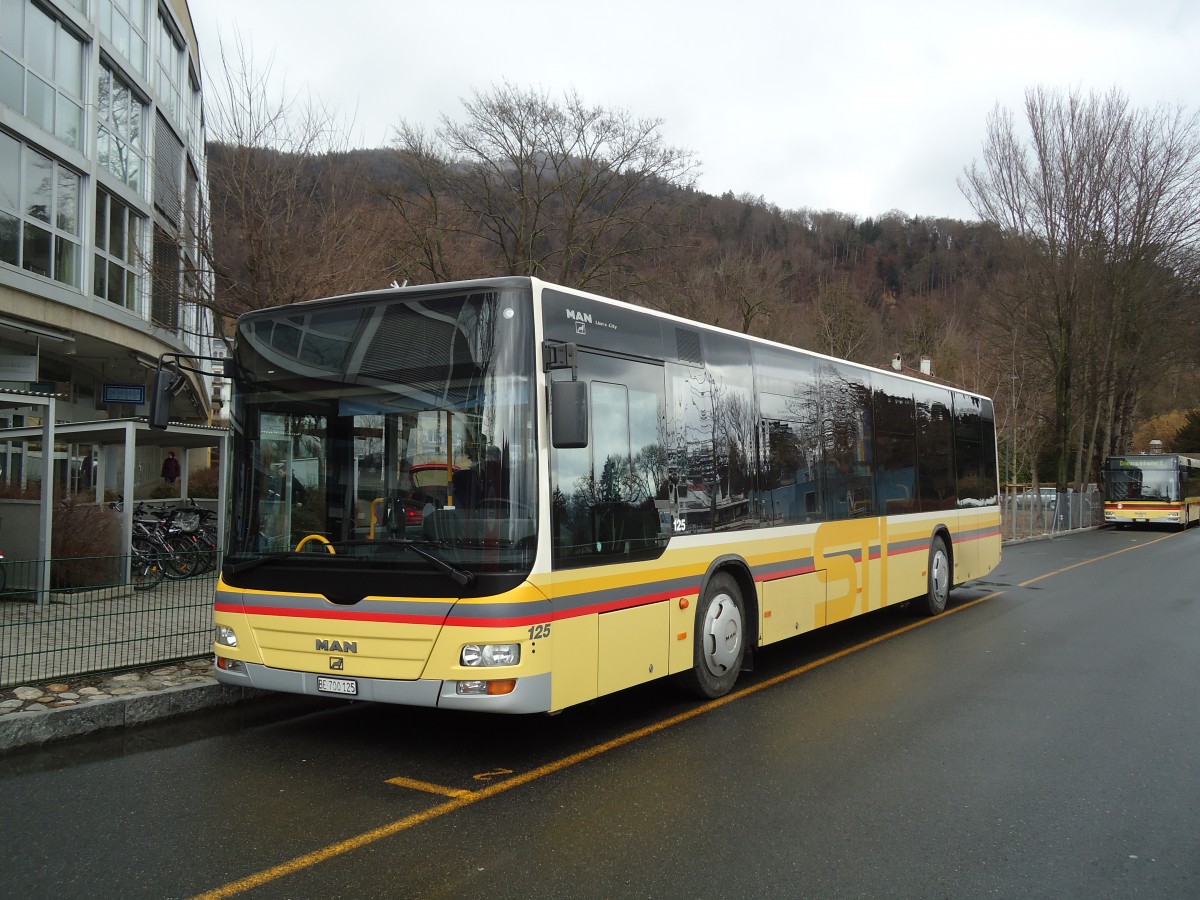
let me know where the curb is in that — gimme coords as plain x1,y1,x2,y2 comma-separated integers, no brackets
0,680,269,753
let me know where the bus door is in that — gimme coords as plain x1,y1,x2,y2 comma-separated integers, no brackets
548,350,672,699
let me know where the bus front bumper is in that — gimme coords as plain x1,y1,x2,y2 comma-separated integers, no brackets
213,658,553,714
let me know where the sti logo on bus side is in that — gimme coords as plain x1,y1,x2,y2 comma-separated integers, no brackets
316,639,357,653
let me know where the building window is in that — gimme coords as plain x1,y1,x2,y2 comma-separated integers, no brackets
0,129,82,287
155,11,184,124
0,0,85,150
97,0,149,78
94,188,144,310
185,66,203,150
97,64,146,192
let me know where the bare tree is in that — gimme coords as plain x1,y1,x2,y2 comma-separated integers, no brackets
961,87,1200,488
384,82,699,293
805,276,880,362
202,33,393,326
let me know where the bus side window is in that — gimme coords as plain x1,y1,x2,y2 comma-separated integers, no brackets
550,354,668,569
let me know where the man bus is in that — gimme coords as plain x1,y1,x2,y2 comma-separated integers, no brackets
195,277,1000,713
1104,454,1200,528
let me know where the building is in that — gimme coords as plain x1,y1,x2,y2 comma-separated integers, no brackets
0,0,220,497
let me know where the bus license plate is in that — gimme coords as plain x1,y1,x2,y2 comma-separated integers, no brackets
317,676,357,696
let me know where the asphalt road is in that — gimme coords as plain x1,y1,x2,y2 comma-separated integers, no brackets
1,527,1198,899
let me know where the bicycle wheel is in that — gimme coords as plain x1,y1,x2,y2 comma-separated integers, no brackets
131,538,165,590
193,530,218,574
160,534,201,579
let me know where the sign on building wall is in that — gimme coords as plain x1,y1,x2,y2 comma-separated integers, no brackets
0,355,38,382
102,383,146,405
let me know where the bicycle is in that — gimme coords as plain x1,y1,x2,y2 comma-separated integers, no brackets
132,505,200,579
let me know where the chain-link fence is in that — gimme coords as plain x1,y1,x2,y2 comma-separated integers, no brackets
1002,489,1103,542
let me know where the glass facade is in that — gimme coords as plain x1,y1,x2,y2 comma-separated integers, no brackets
0,0,213,425
97,64,146,192
93,188,142,309
0,0,85,150
97,0,148,78
0,131,82,286
155,12,184,125
0,2,205,305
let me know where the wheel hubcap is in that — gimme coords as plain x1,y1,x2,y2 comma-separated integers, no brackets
702,593,742,676
932,549,949,603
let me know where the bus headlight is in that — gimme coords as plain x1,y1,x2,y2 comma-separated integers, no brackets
216,625,238,648
460,643,520,667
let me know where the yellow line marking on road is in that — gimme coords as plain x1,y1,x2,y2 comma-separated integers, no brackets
191,597,991,900
472,767,514,782
385,776,475,798
194,533,1171,899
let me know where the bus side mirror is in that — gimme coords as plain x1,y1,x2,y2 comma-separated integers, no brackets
551,380,589,449
148,368,184,430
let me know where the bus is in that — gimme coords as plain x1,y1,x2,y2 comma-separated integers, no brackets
208,276,1001,713
1103,454,1200,528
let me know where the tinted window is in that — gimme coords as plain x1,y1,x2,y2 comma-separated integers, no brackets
703,333,756,531
953,393,998,506
873,378,916,515
821,363,874,519
551,353,668,569
754,345,822,524
914,382,956,511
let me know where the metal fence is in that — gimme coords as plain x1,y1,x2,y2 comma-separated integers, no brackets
1,554,216,689
1001,490,1104,542
0,496,1106,690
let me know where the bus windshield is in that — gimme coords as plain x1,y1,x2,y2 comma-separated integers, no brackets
1107,465,1177,502
223,284,537,594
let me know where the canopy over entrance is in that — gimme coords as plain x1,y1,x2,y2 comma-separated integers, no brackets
0,409,227,600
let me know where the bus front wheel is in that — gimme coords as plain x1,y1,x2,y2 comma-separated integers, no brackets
912,535,951,617
682,572,745,699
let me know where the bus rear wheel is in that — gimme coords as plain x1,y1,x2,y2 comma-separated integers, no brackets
681,572,745,699
912,535,951,616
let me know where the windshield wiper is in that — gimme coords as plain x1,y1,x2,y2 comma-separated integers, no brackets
329,539,476,586
223,540,476,586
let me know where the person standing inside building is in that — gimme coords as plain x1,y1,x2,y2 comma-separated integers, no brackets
161,451,181,485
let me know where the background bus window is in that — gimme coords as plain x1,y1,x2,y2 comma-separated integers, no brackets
753,345,822,525
953,393,998,506
873,381,917,515
821,363,875,519
914,383,957,511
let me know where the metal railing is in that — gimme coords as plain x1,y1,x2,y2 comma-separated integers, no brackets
1001,490,1104,542
1,495,1105,690
0,553,216,689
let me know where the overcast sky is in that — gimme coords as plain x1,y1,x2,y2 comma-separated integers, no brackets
188,0,1200,222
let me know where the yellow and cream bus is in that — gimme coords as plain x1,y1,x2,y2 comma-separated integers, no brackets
208,277,1001,712
1104,454,1200,528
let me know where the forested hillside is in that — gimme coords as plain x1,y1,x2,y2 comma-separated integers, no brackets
202,83,1200,491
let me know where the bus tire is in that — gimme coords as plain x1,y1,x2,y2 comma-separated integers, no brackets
681,572,745,699
912,535,951,617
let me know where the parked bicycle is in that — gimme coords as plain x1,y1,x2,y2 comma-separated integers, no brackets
117,498,219,590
